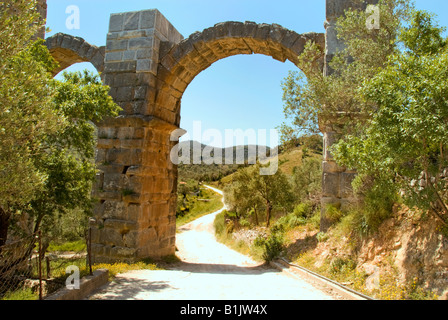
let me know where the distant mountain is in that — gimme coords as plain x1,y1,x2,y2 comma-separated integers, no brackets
175,140,274,166
175,141,275,182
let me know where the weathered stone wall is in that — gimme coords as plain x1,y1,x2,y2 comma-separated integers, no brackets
319,0,379,231
88,9,330,262
42,1,363,262
36,0,47,39
89,10,183,263
45,33,105,76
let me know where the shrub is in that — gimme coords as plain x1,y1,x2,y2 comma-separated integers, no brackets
239,218,251,228
274,202,313,230
213,210,227,236
325,204,345,223
254,225,285,262
293,202,313,218
309,209,321,230
330,257,356,275
316,232,329,243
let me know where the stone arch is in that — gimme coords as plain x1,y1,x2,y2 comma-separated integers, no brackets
88,11,331,263
45,33,105,76
155,21,325,126
34,0,364,265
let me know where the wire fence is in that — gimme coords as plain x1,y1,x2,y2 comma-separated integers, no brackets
0,229,93,300
0,233,39,299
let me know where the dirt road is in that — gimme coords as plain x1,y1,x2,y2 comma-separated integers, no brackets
88,186,334,300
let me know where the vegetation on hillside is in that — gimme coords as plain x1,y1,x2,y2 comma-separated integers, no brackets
176,141,275,182
212,0,448,300
176,181,223,227
280,0,448,233
2,0,448,301
0,0,122,299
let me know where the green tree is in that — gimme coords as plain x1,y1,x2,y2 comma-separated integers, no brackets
280,0,412,142
279,0,413,232
332,10,448,227
25,70,121,243
292,157,322,206
226,163,295,227
224,178,264,226
0,0,60,246
0,0,121,247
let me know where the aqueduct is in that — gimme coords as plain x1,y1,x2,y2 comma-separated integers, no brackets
43,0,369,263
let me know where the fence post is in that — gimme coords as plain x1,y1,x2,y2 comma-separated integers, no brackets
37,231,43,300
46,256,51,279
88,226,93,275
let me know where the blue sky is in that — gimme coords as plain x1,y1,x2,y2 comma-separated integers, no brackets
47,0,448,147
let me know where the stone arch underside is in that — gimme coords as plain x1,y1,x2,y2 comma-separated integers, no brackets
155,21,325,127
32,1,362,264
87,14,328,263
45,33,105,76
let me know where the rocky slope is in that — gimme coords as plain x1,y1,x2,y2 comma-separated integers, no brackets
287,205,448,299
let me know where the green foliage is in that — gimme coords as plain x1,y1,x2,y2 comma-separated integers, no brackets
274,202,314,230
330,257,357,275
0,2,121,246
176,186,223,227
275,214,306,231
1,288,38,301
178,163,243,183
281,0,448,232
400,10,447,56
0,0,43,63
308,210,322,230
47,239,87,253
325,204,345,224
253,225,285,262
0,2,59,220
224,162,295,227
280,0,412,140
25,70,121,241
291,156,322,205
0,41,60,216
332,9,448,225
316,232,329,243
214,210,229,236
48,208,89,243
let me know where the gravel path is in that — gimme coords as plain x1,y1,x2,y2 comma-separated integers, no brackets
88,186,334,300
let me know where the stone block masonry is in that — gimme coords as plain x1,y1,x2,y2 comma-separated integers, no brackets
90,10,183,263
42,1,361,263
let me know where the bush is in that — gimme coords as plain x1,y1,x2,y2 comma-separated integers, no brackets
293,202,313,218
325,204,345,224
274,202,311,230
275,214,306,230
213,210,228,236
330,257,356,275
253,225,285,262
316,232,329,243
309,209,321,230
348,175,398,235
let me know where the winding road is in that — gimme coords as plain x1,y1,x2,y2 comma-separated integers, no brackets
88,186,334,300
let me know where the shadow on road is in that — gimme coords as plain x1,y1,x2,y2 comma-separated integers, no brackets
89,278,175,300
167,260,277,275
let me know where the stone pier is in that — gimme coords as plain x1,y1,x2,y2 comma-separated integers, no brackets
43,1,363,262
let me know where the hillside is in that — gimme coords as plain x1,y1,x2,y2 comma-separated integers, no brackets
283,205,448,300
176,134,323,183
176,140,273,182
197,136,448,300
